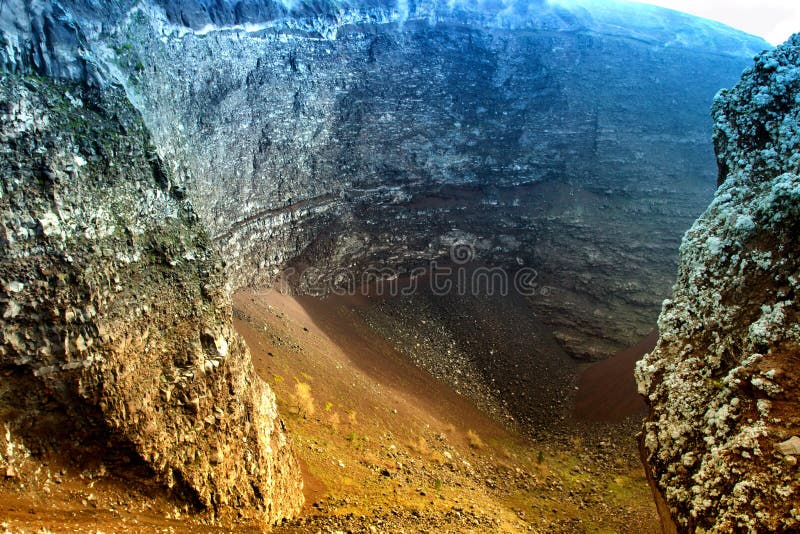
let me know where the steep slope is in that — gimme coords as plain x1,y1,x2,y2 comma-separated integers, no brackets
636,35,800,532
235,288,660,532
0,0,769,360
0,75,302,523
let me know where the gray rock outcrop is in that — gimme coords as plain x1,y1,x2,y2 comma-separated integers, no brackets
0,75,303,522
637,35,800,532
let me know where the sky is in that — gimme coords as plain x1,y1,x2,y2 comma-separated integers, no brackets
630,0,800,45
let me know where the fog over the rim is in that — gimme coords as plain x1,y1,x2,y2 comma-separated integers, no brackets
270,0,783,46
626,0,798,45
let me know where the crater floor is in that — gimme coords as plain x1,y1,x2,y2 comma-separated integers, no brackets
239,288,659,532
0,286,660,532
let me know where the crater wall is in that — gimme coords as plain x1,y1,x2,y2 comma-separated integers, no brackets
3,0,764,359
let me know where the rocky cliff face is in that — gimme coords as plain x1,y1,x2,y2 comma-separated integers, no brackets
0,0,783,526
0,0,768,360
636,36,800,532
0,75,302,522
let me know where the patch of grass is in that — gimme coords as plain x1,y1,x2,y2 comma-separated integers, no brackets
293,379,315,418
406,436,447,465
327,411,340,431
466,429,484,449
408,437,431,456
111,42,134,55
346,431,367,449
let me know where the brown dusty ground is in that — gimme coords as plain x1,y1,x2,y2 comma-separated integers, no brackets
0,288,660,533
239,289,660,533
0,465,254,533
573,332,657,422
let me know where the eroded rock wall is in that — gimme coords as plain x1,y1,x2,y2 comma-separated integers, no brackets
0,75,302,522
99,2,769,359
0,0,768,360
636,35,800,532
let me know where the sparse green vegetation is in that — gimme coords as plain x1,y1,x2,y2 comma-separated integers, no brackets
292,379,314,418
230,289,660,532
466,429,484,449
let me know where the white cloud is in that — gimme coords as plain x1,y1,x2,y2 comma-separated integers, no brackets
629,0,800,44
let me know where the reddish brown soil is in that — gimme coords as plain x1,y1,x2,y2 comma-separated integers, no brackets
233,288,511,456
573,331,658,422
235,289,660,532
294,292,511,440
0,468,256,533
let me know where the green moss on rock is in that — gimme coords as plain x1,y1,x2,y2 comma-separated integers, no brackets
0,74,303,523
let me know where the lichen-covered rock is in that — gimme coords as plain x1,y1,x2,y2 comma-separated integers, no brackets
0,75,302,523
636,35,800,532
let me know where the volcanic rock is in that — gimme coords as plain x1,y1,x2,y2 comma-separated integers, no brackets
637,34,800,533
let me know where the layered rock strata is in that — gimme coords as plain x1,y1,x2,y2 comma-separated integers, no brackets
0,0,769,359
